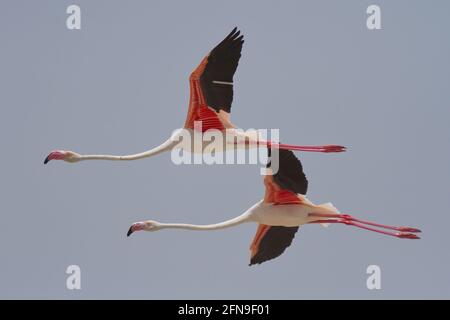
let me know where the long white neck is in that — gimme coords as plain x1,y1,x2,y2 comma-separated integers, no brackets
79,136,178,161
157,211,254,231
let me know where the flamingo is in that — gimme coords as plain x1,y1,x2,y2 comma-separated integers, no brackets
44,28,345,165
127,149,421,265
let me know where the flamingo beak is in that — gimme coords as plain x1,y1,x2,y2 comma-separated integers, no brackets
44,150,67,164
127,222,145,237
127,226,134,237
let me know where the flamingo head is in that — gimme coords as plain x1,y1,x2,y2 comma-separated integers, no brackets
127,220,162,237
44,150,81,164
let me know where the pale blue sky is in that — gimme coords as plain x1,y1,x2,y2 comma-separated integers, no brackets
1,0,449,299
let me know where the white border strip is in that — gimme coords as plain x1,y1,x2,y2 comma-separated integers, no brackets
212,80,233,85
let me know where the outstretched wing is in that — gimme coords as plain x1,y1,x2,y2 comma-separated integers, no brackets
264,148,308,204
184,28,244,131
200,27,243,113
249,149,309,265
250,225,299,266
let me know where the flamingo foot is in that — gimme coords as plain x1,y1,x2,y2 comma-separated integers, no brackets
321,145,347,153
396,233,420,239
397,227,422,233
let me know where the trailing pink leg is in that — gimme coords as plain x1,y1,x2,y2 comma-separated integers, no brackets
343,216,421,233
267,142,347,153
308,213,421,233
308,219,420,239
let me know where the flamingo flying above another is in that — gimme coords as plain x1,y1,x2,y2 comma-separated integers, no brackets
127,149,421,265
44,28,345,165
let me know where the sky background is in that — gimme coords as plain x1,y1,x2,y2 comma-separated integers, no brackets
1,0,449,299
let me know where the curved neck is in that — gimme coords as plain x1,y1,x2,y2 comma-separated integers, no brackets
158,211,253,231
80,137,177,161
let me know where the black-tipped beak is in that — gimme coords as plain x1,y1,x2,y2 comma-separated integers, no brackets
44,156,50,164
127,226,134,237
